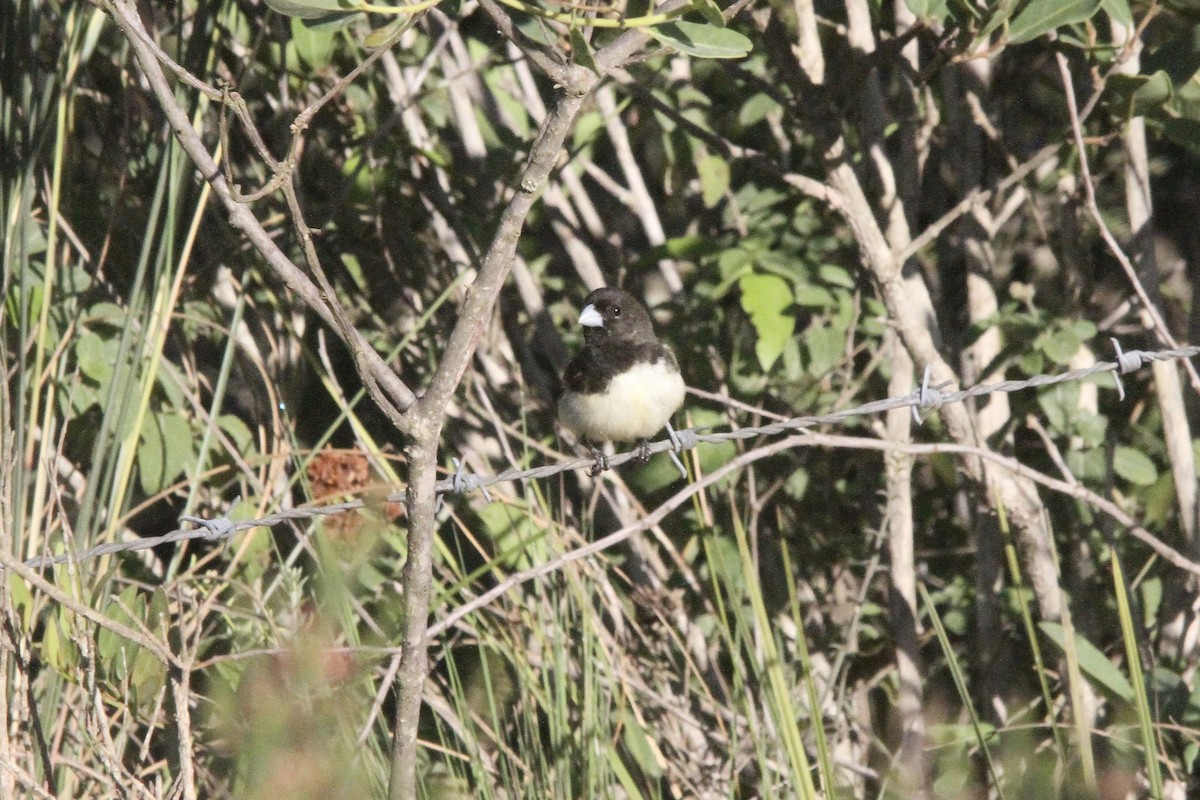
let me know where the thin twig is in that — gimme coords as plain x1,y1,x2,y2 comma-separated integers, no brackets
1055,51,1200,395
430,426,1200,639
103,0,419,419
897,143,1059,264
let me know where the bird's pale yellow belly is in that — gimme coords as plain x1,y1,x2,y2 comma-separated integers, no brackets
558,358,685,443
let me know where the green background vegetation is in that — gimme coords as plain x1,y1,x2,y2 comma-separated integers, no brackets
4,0,1200,797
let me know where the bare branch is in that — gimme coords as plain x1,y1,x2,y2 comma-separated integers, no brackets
104,0,418,421
1055,51,1200,394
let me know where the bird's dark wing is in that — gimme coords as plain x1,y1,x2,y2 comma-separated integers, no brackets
561,341,676,396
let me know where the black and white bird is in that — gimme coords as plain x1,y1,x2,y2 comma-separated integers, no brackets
558,287,686,476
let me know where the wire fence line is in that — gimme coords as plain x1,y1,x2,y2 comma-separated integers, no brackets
18,341,1200,571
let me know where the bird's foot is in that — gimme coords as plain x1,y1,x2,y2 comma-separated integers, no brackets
588,446,610,477
636,439,652,463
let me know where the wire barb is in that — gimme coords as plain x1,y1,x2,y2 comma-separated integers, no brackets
911,366,949,424
667,422,699,452
1109,337,1150,401
665,421,691,479
450,457,492,502
179,515,234,541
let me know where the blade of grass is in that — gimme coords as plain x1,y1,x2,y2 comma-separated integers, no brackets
918,580,1007,799
25,5,95,559
997,488,1096,791
729,508,818,798
1111,550,1164,798
780,540,836,798
102,137,220,551
995,488,1071,765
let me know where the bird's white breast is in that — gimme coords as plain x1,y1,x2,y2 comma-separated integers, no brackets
558,358,686,443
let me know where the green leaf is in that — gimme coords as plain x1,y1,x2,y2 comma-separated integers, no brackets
43,615,64,674
1066,447,1108,482
692,0,726,28
817,264,855,289
779,336,801,380
132,645,166,707
98,586,141,679
363,16,409,48
1040,621,1134,702
792,284,835,307
76,331,118,384
8,574,33,632
1141,578,1162,630
621,710,664,778
138,411,194,495
705,533,746,594
635,409,735,493
476,504,543,569
66,380,98,416
1132,71,1175,116
646,21,752,59
148,588,169,638
156,358,188,413
569,28,599,75
1100,0,1132,27
737,93,780,127
264,0,351,18
87,301,128,327
697,154,730,208
711,261,752,300
662,235,721,259
1108,72,1176,119
739,273,794,371
218,414,255,454
1018,349,1044,376
45,609,79,679
1144,471,1178,528
976,0,1019,42
303,8,359,32
1069,318,1097,340
903,0,949,24
1113,446,1157,486
805,324,843,376
785,467,809,500
1037,382,1080,434
291,16,337,69
138,417,165,496
1037,325,1082,365
1072,411,1108,449
1007,0,1102,45
572,110,603,151
1176,73,1200,115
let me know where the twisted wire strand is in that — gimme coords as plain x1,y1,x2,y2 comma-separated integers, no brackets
21,343,1200,570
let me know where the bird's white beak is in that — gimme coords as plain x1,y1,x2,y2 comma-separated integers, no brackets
578,304,603,328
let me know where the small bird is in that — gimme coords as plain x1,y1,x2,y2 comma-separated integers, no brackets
558,287,686,476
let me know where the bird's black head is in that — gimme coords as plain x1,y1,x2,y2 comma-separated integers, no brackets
577,287,656,347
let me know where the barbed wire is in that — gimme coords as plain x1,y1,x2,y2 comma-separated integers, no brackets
19,340,1200,571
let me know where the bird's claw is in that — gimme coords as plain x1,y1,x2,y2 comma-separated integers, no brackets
588,447,609,477
637,440,652,463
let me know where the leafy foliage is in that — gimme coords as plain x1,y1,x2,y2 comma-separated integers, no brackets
5,0,1200,797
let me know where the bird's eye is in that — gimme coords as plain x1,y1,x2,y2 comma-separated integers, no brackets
612,306,621,317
